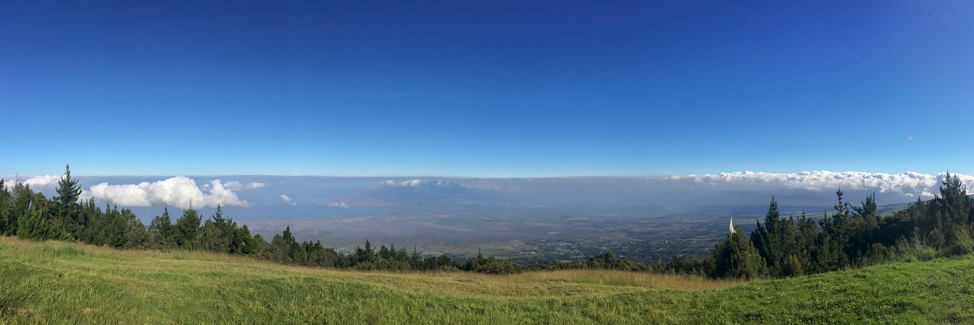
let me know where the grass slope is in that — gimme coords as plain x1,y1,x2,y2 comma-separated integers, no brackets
0,236,971,324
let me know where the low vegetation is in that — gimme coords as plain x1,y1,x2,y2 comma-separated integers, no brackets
1,236,972,324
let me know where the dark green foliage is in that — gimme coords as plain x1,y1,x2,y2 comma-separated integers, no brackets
17,204,50,240
7,184,35,236
233,224,257,254
781,254,803,277
54,164,82,206
750,198,801,277
54,164,84,238
175,205,202,249
711,226,765,280
0,180,11,235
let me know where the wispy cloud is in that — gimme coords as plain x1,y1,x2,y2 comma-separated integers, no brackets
84,177,248,209
224,181,265,191
279,194,296,205
383,179,423,187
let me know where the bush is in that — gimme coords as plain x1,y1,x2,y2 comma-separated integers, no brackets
940,228,974,258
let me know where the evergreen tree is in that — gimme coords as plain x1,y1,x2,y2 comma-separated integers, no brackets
0,180,11,234
751,198,782,272
233,224,256,254
76,198,100,243
711,226,765,280
750,198,801,277
364,239,375,262
55,164,83,206
97,204,130,248
54,164,84,238
214,205,236,253
124,218,149,249
7,184,36,236
17,202,49,240
174,205,202,249
848,193,881,264
935,172,972,246
795,211,819,272
270,233,290,262
781,254,803,277
148,207,177,250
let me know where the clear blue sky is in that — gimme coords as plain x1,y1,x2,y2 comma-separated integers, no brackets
2,1,972,177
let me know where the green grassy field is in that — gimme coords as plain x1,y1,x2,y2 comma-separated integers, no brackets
0,236,971,324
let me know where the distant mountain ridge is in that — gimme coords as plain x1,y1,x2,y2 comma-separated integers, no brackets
326,180,509,207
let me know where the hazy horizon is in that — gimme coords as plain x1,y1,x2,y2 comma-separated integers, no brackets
5,170,970,224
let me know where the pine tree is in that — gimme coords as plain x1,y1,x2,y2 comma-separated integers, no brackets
364,239,375,262
55,164,83,206
795,211,819,272
0,180,10,234
17,202,49,240
124,218,149,249
781,254,803,277
233,224,255,254
148,207,177,251
751,197,782,272
935,172,972,246
54,164,84,238
175,204,202,249
6,184,35,236
711,226,765,280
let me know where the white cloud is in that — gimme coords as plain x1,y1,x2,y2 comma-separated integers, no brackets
84,177,248,209
908,136,914,141
329,200,349,208
1,175,63,191
279,194,296,205
24,175,64,187
663,171,974,198
224,181,265,191
383,179,423,187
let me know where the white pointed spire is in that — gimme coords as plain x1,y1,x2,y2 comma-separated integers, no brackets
729,217,735,234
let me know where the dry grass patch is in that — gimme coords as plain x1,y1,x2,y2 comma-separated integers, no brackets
0,236,739,300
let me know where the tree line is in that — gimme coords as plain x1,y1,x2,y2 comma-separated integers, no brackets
707,172,974,279
2,165,971,278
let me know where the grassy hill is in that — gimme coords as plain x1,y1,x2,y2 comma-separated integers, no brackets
0,236,971,324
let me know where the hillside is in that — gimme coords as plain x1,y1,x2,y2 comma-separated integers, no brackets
0,236,971,324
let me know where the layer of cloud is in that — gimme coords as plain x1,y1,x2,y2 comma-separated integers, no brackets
2,175,64,191
84,177,248,209
24,175,64,187
663,171,974,198
328,200,348,208
279,194,296,205
224,181,265,191
383,179,423,187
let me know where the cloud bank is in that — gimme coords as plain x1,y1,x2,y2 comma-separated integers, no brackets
663,171,974,198
2,175,65,191
85,177,248,209
24,175,64,187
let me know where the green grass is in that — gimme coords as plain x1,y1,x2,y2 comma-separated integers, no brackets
0,236,972,324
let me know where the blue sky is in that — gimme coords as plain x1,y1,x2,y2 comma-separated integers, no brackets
2,1,973,177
